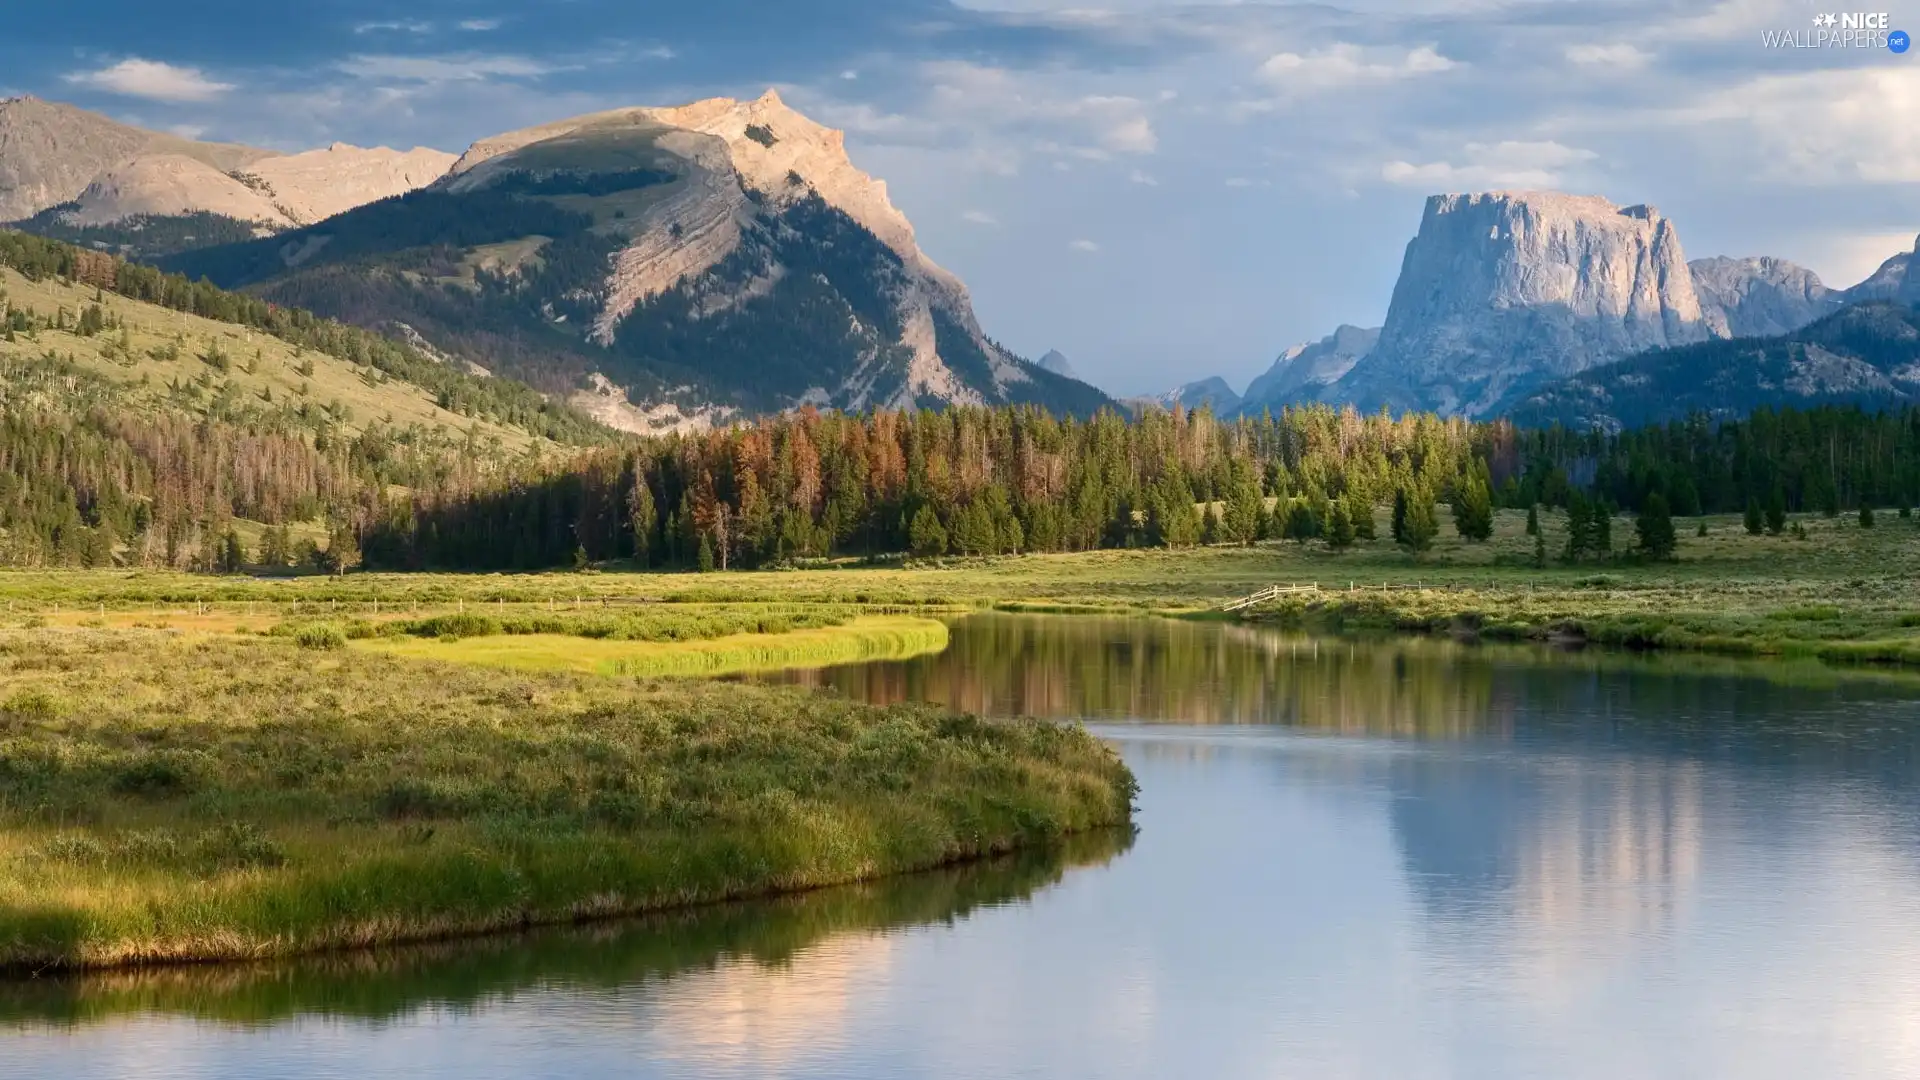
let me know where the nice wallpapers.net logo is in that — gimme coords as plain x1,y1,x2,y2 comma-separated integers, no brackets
1763,12,1911,50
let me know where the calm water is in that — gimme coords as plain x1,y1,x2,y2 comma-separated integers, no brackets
13,615,1920,1079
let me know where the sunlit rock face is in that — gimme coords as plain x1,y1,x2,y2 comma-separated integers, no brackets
1335,191,1713,416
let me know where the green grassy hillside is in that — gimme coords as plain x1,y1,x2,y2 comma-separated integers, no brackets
1,265,537,453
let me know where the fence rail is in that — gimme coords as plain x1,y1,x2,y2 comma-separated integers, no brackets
1219,580,1456,612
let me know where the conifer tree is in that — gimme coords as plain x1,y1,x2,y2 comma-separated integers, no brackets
1326,500,1355,550
1635,493,1676,560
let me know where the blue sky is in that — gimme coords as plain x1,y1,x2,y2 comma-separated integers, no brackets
5,0,1917,395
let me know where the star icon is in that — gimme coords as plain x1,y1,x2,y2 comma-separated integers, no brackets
1824,13,1839,26
1813,12,1826,25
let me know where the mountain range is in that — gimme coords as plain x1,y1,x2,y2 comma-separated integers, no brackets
1217,194,1919,426
5,92,1916,434
1,92,1108,431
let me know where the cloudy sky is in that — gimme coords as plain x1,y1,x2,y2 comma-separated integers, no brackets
4,0,1916,395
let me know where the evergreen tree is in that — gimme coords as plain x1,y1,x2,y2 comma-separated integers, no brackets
1352,501,1376,541
1391,489,1409,545
220,528,247,573
628,474,657,566
1860,503,1876,528
1452,469,1493,541
1765,487,1788,535
1525,503,1540,536
1399,490,1437,554
1325,500,1356,550
696,535,716,572
1744,498,1763,535
1635,493,1676,560
907,506,948,557
1222,467,1264,545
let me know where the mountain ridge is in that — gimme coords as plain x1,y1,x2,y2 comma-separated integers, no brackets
152,91,1110,426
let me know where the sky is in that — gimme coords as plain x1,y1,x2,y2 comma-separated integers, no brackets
3,0,1917,396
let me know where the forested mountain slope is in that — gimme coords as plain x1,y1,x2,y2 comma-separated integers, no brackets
0,229,615,568
1507,302,1920,431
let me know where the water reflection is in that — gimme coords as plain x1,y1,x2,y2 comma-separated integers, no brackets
0,830,1133,1032
22,618,1920,1079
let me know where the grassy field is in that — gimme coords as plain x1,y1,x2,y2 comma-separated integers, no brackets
0,630,1134,972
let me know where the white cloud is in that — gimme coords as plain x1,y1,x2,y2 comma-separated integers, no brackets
1129,169,1158,186
337,54,555,83
1070,239,1101,252
841,70,860,81
354,19,433,34
459,19,502,32
1257,44,1457,92
1564,42,1652,68
63,59,235,103
1671,68,1920,184
1380,140,1599,190
962,209,999,225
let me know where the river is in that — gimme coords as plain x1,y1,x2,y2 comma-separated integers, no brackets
11,614,1920,1078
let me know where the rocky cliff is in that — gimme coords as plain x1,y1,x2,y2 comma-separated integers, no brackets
1333,192,1713,416
1845,239,1916,303
1690,255,1840,338
1239,324,1380,412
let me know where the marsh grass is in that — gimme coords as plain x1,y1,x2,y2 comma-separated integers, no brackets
351,615,952,677
0,631,1133,972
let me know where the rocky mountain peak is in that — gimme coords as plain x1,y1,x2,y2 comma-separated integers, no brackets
1333,190,1712,416
1898,234,1920,307
1690,255,1839,338
1037,350,1078,379
0,96,272,222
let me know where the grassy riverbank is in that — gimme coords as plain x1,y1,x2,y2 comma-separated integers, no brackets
0,631,1134,972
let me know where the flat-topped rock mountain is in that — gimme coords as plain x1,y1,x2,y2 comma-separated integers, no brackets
1333,192,1713,416
159,90,1108,426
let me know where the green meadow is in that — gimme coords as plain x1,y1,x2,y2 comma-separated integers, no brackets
0,630,1132,971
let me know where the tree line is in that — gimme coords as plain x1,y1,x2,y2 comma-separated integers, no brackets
357,400,1920,572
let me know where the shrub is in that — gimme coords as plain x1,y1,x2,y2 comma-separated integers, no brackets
293,623,347,650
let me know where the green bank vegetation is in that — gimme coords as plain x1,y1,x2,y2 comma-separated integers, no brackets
0,631,1134,972
0,831,1133,1028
